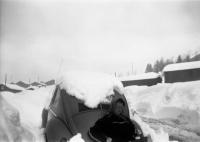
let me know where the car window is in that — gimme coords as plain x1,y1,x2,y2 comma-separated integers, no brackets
101,103,110,111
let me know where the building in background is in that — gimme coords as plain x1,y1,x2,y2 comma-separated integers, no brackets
119,72,162,87
163,61,200,83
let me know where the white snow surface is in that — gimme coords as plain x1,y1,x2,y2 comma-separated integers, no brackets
1,86,55,141
124,80,200,142
119,72,160,81
68,133,85,142
163,61,200,72
6,83,25,91
56,71,124,108
1,71,200,142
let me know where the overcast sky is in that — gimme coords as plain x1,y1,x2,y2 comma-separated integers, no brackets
1,0,200,82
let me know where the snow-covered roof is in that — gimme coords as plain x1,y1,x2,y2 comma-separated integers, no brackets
119,72,160,81
56,71,124,108
6,84,25,91
163,61,200,72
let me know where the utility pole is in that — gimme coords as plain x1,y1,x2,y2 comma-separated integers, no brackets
131,63,134,75
5,73,7,86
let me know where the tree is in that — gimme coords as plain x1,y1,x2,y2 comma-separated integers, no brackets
176,55,182,63
183,55,190,62
153,60,160,73
145,64,153,73
159,58,165,71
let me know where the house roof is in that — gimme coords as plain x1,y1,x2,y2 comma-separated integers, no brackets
163,61,200,72
119,72,160,81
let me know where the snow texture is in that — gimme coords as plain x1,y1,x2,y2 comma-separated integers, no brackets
56,71,124,108
6,83,25,91
124,80,200,142
119,72,160,81
1,86,55,141
1,71,200,142
68,133,85,142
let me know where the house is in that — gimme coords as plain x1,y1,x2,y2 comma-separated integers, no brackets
163,61,200,83
16,81,30,88
119,72,162,87
45,79,55,86
0,84,22,93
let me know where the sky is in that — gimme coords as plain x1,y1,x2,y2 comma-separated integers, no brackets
1,0,200,83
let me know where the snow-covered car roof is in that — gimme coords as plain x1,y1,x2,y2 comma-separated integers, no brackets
119,72,160,81
163,61,200,72
56,71,124,108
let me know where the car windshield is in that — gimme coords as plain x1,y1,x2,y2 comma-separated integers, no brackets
78,103,110,112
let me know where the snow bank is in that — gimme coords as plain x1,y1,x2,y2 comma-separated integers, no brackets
56,71,124,108
0,94,34,142
131,113,178,142
119,72,160,81
1,85,55,141
163,61,200,72
124,80,200,141
124,81,200,118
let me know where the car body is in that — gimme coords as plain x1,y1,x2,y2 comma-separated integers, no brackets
42,84,150,142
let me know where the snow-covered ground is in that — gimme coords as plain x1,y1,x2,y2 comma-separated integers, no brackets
0,86,55,141
0,72,199,142
124,80,200,142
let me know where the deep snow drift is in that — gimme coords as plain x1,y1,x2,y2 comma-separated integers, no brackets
0,94,33,142
1,71,199,142
124,80,200,142
1,86,55,141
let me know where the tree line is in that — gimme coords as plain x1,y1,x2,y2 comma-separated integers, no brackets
145,53,200,73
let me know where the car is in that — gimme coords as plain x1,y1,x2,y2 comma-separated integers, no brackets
41,72,151,142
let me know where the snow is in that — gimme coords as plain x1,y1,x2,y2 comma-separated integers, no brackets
163,61,200,72
1,71,200,142
119,72,160,81
68,133,85,142
0,94,34,142
1,85,55,141
26,85,39,90
6,83,25,91
124,80,200,142
56,71,124,108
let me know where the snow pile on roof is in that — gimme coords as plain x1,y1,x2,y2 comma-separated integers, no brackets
163,61,200,72
6,83,25,91
57,71,124,108
68,133,85,142
119,72,160,81
125,80,200,141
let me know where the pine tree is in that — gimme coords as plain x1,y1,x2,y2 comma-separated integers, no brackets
184,55,190,62
145,64,153,73
153,60,160,73
176,55,182,63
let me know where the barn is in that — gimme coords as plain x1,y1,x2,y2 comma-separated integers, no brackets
163,61,200,83
119,72,162,87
